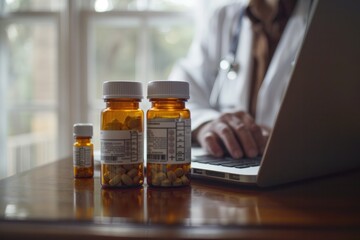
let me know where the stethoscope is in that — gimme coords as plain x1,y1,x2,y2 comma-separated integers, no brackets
209,9,245,109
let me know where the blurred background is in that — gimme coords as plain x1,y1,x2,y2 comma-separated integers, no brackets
0,0,238,179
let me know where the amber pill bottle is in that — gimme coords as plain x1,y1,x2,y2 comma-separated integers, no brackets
147,80,191,187
100,81,144,188
73,123,94,178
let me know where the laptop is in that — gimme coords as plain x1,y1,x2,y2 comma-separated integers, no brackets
191,0,360,187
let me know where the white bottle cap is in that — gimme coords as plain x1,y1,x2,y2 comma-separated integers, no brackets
103,81,143,99
73,123,93,137
147,80,189,99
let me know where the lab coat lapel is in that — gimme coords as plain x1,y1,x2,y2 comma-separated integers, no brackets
256,0,311,128
217,15,254,113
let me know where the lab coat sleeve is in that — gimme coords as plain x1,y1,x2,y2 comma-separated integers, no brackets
170,60,221,131
169,4,243,131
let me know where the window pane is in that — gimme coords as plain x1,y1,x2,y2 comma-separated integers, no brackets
6,111,57,175
2,20,58,178
150,23,193,79
88,0,195,12
2,0,63,12
148,0,195,11
8,111,56,136
91,0,137,11
6,23,57,106
92,24,138,99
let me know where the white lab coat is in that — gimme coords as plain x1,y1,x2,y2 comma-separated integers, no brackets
169,0,312,131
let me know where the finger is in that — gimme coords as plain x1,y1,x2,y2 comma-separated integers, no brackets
213,122,243,159
228,114,260,157
233,123,259,158
250,124,267,154
201,131,224,158
242,115,267,154
235,111,255,127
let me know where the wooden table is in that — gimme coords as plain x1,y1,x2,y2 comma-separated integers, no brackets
0,158,360,239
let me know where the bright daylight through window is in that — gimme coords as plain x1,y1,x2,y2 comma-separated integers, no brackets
0,0,231,179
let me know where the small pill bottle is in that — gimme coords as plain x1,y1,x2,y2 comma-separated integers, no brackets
73,123,94,178
100,81,144,188
147,80,191,187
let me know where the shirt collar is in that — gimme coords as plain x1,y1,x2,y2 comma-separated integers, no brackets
246,0,297,25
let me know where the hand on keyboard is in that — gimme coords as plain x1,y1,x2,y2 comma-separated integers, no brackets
194,111,270,159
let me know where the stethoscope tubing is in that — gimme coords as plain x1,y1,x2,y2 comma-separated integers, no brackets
209,8,245,109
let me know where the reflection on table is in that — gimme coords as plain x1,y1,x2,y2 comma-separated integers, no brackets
0,158,360,239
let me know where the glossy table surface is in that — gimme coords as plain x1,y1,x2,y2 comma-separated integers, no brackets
0,158,360,239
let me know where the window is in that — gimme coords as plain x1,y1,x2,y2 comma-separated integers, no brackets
0,0,64,179
0,0,232,179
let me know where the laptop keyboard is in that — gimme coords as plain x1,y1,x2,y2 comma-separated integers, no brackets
192,155,261,168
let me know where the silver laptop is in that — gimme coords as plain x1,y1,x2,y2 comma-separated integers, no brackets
191,0,360,187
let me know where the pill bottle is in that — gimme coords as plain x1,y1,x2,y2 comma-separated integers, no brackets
100,81,144,188
147,80,191,187
73,123,94,178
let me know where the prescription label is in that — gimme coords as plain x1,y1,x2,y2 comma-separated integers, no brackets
100,130,143,164
73,146,92,167
147,119,191,164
